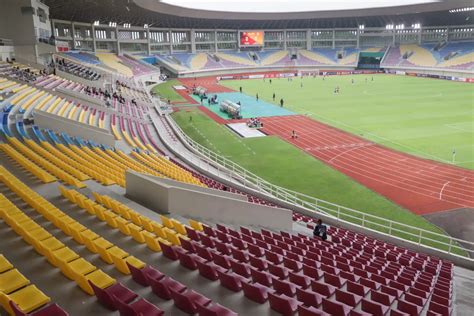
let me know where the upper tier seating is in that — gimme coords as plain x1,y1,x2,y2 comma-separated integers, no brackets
382,42,474,71
64,52,101,65
155,48,363,72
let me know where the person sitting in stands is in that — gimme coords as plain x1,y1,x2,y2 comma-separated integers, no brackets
313,219,327,241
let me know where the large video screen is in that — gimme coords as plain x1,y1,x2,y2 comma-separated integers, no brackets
240,31,264,46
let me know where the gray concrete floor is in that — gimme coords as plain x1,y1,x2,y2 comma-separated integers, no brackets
423,208,474,256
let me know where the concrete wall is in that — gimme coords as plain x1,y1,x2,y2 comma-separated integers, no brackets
0,46,14,62
56,87,105,108
141,173,248,201
34,110,116,146
126,171,293,231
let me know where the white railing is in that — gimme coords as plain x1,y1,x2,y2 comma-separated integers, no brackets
166,115,474,260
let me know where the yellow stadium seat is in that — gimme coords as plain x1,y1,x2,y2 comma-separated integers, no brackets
128,223,145,243
103,210,118,228
111,254,143,275
0,255,13,273
171,219,187,235
38,237,65,256
116,217,131,236
0,285,50,314
139,216,154,232
163,228,181,246
189,219,204,231
0,269,30,294
78,230,99,245
160,215,174,229
90,238,114,254
60,258,96,281
99,246,128,265
78,269,115,296
46,247,79,267
143,231,162,252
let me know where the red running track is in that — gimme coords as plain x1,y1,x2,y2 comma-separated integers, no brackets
260,115,474,215
179,77,234,93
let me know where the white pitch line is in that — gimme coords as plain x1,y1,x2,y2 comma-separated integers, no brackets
439,181,451,200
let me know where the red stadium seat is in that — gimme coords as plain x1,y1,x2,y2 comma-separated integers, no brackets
242,280,272,304
268,292,299,315
321,298,351,316
361,298,389,316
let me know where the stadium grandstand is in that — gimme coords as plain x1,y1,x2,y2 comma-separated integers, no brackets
0,0,473,315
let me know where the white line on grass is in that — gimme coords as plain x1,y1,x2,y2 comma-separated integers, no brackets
444,124,473,133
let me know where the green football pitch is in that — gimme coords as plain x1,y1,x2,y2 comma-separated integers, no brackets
220,75,474,169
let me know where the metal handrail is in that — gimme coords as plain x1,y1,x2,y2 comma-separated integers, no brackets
166,115,474,259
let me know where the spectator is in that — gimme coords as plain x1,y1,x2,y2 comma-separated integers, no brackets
313,219,327,241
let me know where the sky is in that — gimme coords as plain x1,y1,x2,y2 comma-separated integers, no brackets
160,0,438,13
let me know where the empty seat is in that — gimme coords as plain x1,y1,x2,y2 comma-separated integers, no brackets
196,244,214,261
231,248,249,263
397,299,422,316
361,298,389,316
303,264,323,280
213,252,232,269
428,300,452,316
196,260,227,281
283,257,303,272
370,289,395,306
298,304,330,316
170,288,212,314
230,260,252,278
150,276,187,300
268,292,299,315
178,251,206,270
158,240,180,261
251,269,274,287
217,270,246,292
115,295,164,316
249,256,268,271
322,298,351,316
323,273,346,288
89,281,138,311
196,302,238,316
335,289,362,307
404,292,426,307
265,251,283,264
268,263,289,279
311,281,336,297
215,240,232,255
296,287,323,308
127,263,164,287
273,278,297,297
289,271,311,289
9,301,68,316
242,280,272,304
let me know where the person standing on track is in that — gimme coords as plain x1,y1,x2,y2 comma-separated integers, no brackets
291,130,298,139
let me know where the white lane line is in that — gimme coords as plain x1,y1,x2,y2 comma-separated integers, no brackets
328,145,369,163
439,181,451,200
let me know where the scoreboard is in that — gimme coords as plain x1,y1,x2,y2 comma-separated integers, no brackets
240,31,264,46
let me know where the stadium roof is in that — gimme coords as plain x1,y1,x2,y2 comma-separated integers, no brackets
45,0,474,29
160,0,439,13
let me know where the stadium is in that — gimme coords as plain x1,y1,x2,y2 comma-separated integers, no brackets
0,0,472,314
